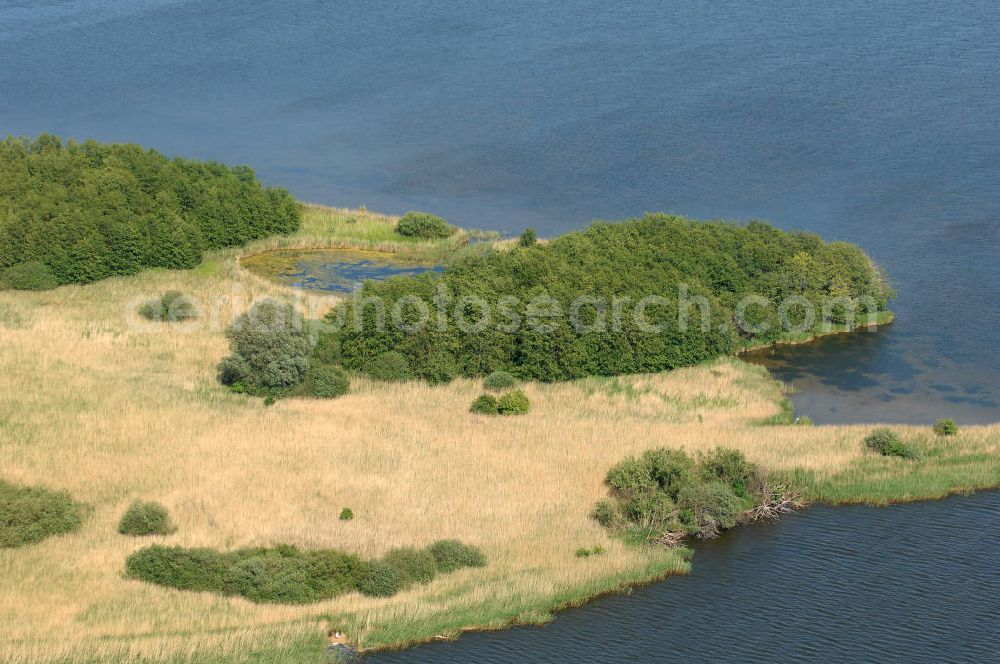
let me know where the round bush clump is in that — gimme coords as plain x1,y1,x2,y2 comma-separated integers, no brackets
864,428,919,459
0,261,59,291
305,549,366,597
483,371,518,392
518,228,537,247
306,364,350,398
933,418,958,436
677,481,742,535
365,351,413,382
118,500,175,536
470,394,499,415
427,539,487,573
125,545,230,592
339,507,354,521
356,560,403,597
395,212,456,239
497,391,530,415
0,480,83,548
383,547,437,587
223,554,321,604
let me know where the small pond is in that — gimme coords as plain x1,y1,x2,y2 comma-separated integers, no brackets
241,249,443,293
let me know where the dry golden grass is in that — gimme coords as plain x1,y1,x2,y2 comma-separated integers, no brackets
0,210,997,662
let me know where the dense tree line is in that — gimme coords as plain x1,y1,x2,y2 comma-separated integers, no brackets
0,134,301,288
331,214,893,383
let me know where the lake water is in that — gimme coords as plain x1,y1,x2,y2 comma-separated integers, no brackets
3,1,999,661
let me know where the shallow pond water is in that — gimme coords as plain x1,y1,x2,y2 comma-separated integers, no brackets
241,249,442,294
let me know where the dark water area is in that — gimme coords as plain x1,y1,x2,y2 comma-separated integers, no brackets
368,491,1000,664
4,3,1000,662
240,249,442,294
2,0,998,425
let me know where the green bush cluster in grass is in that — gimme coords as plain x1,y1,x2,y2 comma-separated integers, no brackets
395,212,456,239
365,351,414,382
0,135,300,289
483,371,518,392
334,214,893,383
126,539,485,603
470,390,531,415
518,228,538,247
575,545,605,558
339,507,354,521
0,480,84,548
864,428,919,459
933,418,958,436
118,500,175,536
138,290,198,322
594,447,773,541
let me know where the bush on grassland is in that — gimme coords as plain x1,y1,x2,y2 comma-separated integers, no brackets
365,351,414,382
303,364,350,398
217,299,311,394
118,500,175,536
339,507,354,521
395,212,455,239
427,539,487,573
125,545,230,592
138,290,198,322
518,228,538,247
0,261,59,291
864,428,919,459
676,481,742,536
305,549,367,597
497,391,530,415
699,447,757,498
356,560,403,597
223,554,319,604
483,370,517,392
383,547,437,587
0,480,84,547
470,394,499,415
933,419,958,436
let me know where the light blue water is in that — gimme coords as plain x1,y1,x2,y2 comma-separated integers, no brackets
3,2,999,661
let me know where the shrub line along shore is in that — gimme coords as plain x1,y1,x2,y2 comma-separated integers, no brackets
1,204,997,663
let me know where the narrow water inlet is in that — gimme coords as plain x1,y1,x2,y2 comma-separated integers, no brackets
240,249,443,293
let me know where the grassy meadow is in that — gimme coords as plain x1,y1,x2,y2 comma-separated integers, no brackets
1,206,998,663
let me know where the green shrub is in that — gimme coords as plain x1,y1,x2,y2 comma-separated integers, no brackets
395,212,455,239
339,507,354,521
383,547,437,588
125,545,230,592
218,299,311,394
622,491,677,530
427,539,487,573
864,428,919,459
305,364,349,398
117,500,175,536
0,480,83,547
483,371,518,392
677,481,742,536
518,228,537,247
497,391,530,415
139,291,199,322
470,394,499,415
605,455,655,497
699,448,757,498
305,549,367,597
365,351,413,382
223,554,321,604
643,448,696,498
0,261,59,291
591,499,622,529
933,419,958,436
356,560,403,597
575,545,605,558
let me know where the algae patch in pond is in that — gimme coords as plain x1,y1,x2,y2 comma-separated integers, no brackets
241,249,443,293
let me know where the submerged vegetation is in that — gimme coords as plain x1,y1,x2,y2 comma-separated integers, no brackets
0,135,301,289
126,539,485,604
